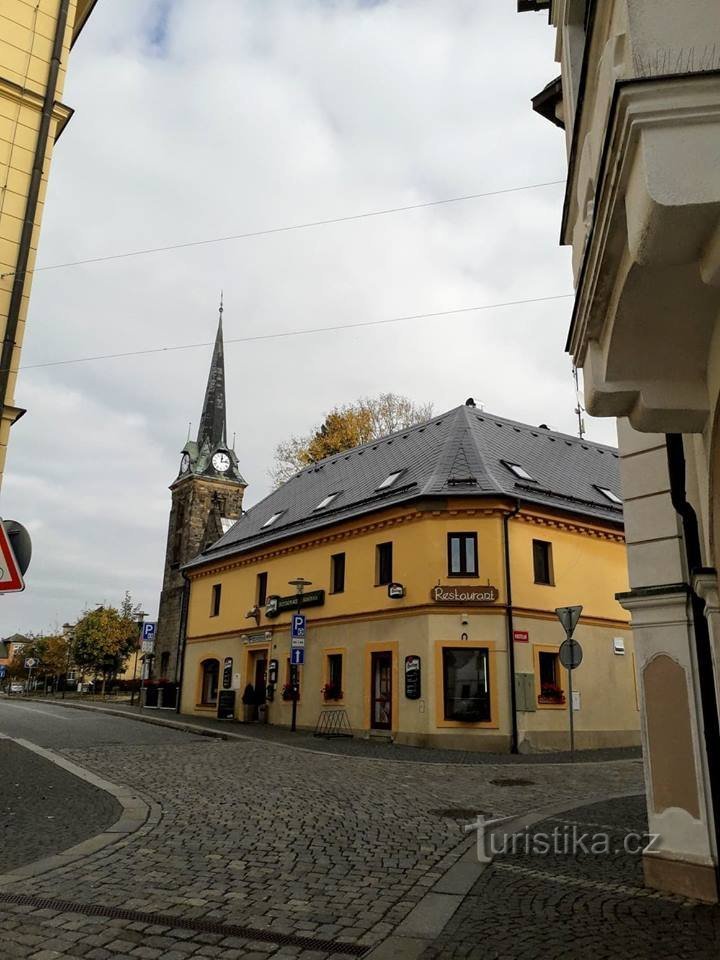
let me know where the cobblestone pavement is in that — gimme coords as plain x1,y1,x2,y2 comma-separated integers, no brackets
421,795,720,960
0,705,645,960
0,740,120,872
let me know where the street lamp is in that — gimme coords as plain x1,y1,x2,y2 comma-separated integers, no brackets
288,578,312,733
61,622,74,700
130,611,147,707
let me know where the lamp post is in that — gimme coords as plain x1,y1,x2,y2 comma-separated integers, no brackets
130,611,147,706
288,577,312,733
61,622,74,700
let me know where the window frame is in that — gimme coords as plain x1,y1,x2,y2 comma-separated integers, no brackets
439,644,493,725
210,583,222,617
261,510,285,528
376,541,393,586
199,658,220,706
376,469,405,490
501,460,537,482
256,572,268,607
595,485,622,505
330,552,346,594
532,539,554,586
324,651,344,702
314,492,340,511
533,644,566,709
447,532,479,578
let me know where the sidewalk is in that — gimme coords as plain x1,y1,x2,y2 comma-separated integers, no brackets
22,696,643,765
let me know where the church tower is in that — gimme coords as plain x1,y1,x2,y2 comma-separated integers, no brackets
155,299,246,683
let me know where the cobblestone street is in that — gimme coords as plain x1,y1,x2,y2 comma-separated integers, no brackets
0,699,650,959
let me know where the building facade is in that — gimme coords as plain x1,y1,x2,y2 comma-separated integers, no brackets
154,303,246,686
0,0,98,487
178,401,638,753
520,0,720,900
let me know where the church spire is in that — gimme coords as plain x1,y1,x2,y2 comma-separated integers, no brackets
196,294,227,451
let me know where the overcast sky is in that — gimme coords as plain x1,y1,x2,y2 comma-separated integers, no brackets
1,0,614,636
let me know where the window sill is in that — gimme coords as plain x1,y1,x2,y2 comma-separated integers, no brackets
533,580,555,587
196,703,217,710
537,699,566,709
447,573,479,579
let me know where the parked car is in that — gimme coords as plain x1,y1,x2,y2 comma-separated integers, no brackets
9,682,23,693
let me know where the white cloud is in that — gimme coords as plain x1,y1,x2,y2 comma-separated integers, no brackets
1,0,615,634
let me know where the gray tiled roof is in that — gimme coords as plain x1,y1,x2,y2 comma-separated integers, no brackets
185,403,622,570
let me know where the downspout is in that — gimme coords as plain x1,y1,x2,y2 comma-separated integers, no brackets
174,575,190,714
666,434,720,887
0,0,70,420
503,498,521,754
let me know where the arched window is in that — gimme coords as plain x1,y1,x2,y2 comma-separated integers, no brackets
200,659,219,705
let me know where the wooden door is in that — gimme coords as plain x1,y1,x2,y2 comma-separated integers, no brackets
371,652,392,730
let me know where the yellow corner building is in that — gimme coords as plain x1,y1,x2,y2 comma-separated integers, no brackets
176,396,638,753
0,0,98,484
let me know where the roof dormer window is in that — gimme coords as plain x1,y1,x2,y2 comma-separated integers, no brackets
314,492,340,511
502,461,536,482
596,486,622,505
377,470,404,490
261,511,285,528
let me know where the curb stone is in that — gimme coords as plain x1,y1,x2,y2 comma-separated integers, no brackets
0,733,154,887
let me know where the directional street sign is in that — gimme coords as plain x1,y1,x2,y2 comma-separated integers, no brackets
141,621,157,653
555,605,583,637
0,519,24,594
559,638,583,670
290,648,305,666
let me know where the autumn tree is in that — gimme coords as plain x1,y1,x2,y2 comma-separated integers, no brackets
72,601,140,698
271,393,433,485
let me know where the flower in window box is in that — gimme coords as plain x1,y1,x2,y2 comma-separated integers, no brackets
539,682,566,704
321,683,343,701
281,683,296,702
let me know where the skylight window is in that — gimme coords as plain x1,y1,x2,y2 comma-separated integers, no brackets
596,486,622,505
314,492,340,511
502,461,536,482
377,470,404,490
261,511,284,528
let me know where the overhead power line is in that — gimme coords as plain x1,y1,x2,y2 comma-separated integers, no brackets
19,293,573,372
0,178,564,281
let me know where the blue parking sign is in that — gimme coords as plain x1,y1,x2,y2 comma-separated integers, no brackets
291,614,306,640
141,622,157,643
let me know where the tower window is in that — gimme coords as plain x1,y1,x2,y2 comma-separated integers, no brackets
257,572,268,607
210,583,222,617
331,553,346,594
376,542,393,586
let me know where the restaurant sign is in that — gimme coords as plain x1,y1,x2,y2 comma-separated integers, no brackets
431,585,499,604
265,590,326,619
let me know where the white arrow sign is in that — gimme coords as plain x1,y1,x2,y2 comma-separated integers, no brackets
555,605,583,637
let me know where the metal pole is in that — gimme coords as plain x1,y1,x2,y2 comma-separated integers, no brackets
567,635,575,758
291,592,301,733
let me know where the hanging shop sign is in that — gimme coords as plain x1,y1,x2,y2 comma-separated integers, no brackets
265,590,326,619
405,655,421,700
222,657,233,689
431,585,499,604
388,582,406,599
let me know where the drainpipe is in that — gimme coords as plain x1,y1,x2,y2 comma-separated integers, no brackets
503,498,521,754
174,575,190,714
666,434,720,887
0,0,70,424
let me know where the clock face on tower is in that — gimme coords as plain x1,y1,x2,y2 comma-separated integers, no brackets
212,451,231,473
180,453,191,474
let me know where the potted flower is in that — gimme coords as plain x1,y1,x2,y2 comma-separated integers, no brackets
241,683,256,722
539,682,566,705
322,683,343,702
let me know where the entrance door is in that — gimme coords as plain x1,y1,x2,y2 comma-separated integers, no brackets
371,652,392,730
253,655,267,704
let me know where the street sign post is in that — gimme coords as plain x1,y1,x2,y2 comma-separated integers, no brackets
555,605,583,757
290,648,304,666
0,519,24,594
288,578,312,733
139,621,157,712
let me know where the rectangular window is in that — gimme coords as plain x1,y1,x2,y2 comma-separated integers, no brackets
325,653,343,700
330,553,345,594
448,533,478,576
262,511,284,528
376,542,393,585
595,485,622,505
315,492,340,510
532,539,553,585
442,647,491,722
502,460,536,482
256,572,268,607
377,470,404,490
210,583,222,617
538,650,564,704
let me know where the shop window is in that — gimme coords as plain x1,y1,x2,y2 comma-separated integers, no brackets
442,647,490,722
200,659,219,705
538,651,564,704
331,553,346,594
448,533,478,576
257,572,268,607
376,542,393,585
210,583,222,617
324,653,343,701
533,540,553,585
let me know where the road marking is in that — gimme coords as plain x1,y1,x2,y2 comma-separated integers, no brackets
0,701,77,720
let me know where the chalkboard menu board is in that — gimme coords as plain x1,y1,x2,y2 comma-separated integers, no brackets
222,657,233,689
405,655,421,700
217,689,236,720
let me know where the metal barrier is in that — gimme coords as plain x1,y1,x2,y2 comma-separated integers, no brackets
313,708,353,739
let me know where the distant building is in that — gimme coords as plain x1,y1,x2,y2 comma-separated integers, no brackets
0,633,29,671
519,0,720,902
176,399,637,753
0,1,99,486
154,302,246,687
